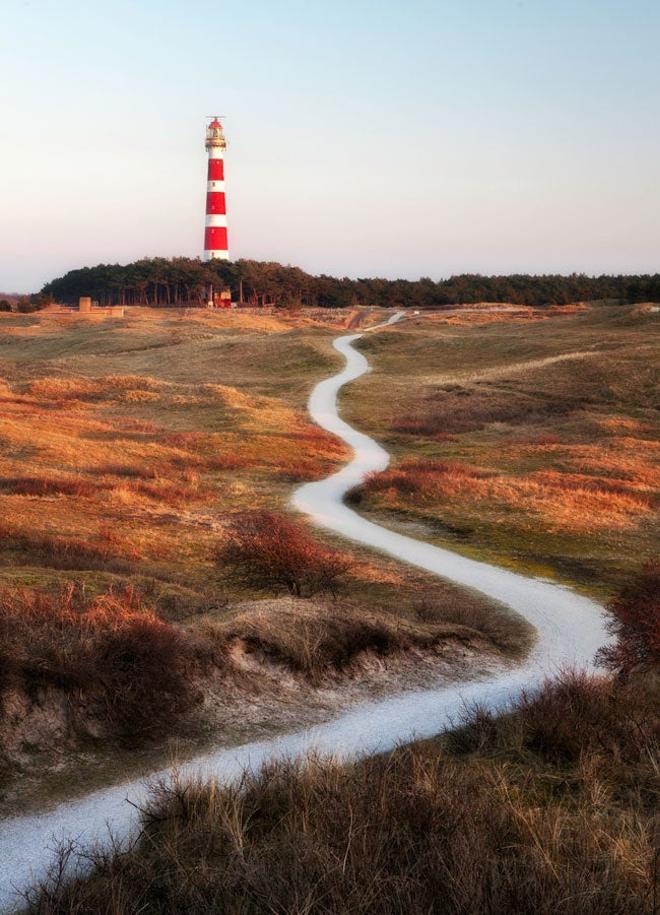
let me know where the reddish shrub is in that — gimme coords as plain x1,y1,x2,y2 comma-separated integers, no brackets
596,561,660,677
0,476,98,497
0,585,200,742
93,614,197,738
217,510,352,598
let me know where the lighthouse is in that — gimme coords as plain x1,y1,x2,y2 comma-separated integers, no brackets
203,117,229,261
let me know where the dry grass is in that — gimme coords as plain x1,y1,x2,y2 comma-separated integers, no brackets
0,306,574,805
0,579,523,789
422,302,589,327
0,475,99,498
0,522,138,573
23,671,657,914
0,310,390,797
0,586,202,745
0,310,349,595
356,457,654,533
205,601,496,687
348,305,660,591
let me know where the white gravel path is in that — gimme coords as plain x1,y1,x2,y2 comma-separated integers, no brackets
0,313,609,912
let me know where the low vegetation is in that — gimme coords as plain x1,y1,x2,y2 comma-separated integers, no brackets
347,304,660,592
0,308,348,595
2,295,656,909
209,601,509,687
18,568,658,912
23,668,657,914
0,576,521,790
217,510,352,598
0,585,202,746
0,522,138,574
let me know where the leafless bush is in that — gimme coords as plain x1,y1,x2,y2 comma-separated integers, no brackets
596,561,659,678
217,510,352,598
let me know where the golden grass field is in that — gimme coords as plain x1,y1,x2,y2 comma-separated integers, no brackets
347,304,659,596
0,307,346,587
1,302,656,810
0,306,528,810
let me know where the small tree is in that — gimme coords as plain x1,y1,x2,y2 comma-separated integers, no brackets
0,300,11,312
217,510,351,598
596,561,659,678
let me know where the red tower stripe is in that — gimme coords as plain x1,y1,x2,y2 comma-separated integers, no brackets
204,226,228,250
206,192,226,214
207,159,224,181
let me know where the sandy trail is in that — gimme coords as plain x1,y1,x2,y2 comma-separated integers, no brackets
0,313,609,912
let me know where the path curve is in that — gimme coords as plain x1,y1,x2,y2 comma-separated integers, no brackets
0,314,609,911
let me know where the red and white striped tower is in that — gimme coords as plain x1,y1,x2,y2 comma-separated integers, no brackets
203,117,229,261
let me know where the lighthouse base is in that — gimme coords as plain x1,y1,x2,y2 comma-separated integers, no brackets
204,250,230,262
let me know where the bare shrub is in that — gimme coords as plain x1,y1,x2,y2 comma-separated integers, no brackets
596,561,660,678
0,585,201,742
217,510,352,598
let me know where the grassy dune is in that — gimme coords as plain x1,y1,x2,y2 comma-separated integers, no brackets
0,307,524,808
346,304,660,595
5,305,657,911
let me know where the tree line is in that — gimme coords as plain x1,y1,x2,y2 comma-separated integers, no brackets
40,257,660,309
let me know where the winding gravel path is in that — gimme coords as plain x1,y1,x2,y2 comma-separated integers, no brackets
0,314,609,911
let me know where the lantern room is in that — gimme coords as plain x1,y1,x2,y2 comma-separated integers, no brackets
205,117,227,150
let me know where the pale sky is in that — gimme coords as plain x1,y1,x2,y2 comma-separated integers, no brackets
1,0,659,291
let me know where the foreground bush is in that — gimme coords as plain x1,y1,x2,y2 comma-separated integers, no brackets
24,672,657,914
217,510,352,598
597,560,659,678
0,586,200,743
